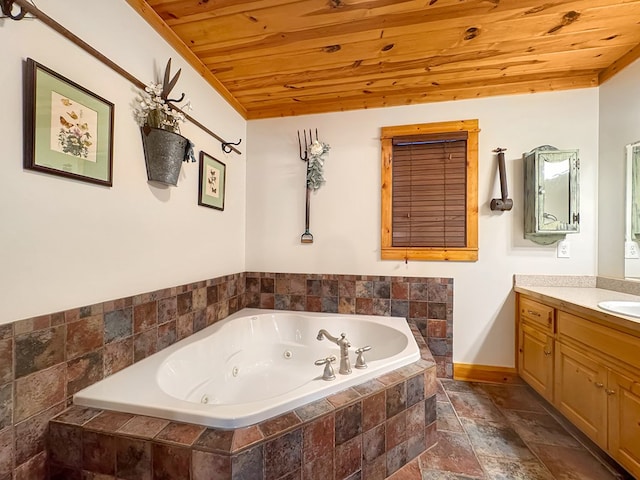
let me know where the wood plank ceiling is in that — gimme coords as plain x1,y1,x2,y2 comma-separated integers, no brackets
127,0,640,119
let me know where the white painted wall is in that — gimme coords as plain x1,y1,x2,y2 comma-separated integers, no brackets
598,59,640,279
246,90,599,367
0,1,247,325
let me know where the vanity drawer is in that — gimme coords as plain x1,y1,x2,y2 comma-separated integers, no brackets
519,296,554,333
557,311,640,371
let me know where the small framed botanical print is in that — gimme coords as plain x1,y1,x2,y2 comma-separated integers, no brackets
198,151,226,210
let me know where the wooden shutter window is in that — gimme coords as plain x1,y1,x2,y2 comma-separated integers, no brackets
380,119,478,262
392,133,467,248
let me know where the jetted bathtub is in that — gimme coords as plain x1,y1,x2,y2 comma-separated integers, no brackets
74,308,421,429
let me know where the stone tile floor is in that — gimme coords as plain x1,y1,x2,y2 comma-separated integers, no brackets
388,379,634,480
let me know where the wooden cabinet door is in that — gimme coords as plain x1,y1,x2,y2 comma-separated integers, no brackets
519,321,553,401
554,342,608,448
608,370,640,479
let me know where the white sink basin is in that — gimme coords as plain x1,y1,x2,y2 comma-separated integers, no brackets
598,301,640,319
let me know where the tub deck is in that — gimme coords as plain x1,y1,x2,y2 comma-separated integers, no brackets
73,309,422,429
49,323,438,480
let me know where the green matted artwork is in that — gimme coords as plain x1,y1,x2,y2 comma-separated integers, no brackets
198,151,226,211
24,58,114,186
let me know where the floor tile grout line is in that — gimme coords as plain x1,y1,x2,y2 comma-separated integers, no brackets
416,380,484,479
417,380,628,480
532,399,628,479
437,380,490,480
513,382,628,480
482,389,561,480
483,382,627,480
445,380,599,480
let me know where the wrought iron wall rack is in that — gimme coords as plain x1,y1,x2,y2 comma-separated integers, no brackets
1,0,242,156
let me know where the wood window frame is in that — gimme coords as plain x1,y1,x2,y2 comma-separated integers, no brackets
381,119,479,261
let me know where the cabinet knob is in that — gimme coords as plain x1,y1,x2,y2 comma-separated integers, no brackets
595,382,604,389
605,389,616,396
543,350,552,356
527,310,541,317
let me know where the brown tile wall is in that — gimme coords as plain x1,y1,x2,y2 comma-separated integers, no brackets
0,271,452,479
0,273,246,480
48,326,438,480
245,273,453,378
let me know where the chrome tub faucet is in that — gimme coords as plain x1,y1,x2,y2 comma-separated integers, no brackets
317,329,352,374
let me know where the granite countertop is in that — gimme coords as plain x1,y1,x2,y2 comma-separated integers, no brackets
514,284,640,334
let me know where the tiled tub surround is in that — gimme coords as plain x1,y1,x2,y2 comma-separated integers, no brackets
245,273,453,378
48,323,438,479
0,273,247,480
0,272,449,479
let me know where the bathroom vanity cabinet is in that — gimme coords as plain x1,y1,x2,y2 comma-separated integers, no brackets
518,296,554,402
516,293,640,478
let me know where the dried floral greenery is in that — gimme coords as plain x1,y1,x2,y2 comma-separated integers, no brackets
133,59,191,133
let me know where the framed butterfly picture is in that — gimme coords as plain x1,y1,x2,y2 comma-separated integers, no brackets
198,151,226,211
24,58,114,186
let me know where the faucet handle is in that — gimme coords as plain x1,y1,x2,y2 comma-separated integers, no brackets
314,355,336,366
315,355,337,381
355,346,371,369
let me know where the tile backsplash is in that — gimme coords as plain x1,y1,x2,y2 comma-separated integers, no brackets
0,273,246,479
0,271,452,478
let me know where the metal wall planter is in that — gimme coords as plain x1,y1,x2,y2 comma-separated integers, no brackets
140,127,189,186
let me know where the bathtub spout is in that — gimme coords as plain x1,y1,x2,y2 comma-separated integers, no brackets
316,329,338,343
317,330,352,375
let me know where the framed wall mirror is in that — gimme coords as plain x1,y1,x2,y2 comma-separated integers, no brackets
524,145,580,245
625,141,640,278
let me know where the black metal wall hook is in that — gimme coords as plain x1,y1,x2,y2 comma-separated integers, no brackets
165,93,185,104
1,0,26,19
221,138,242,154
